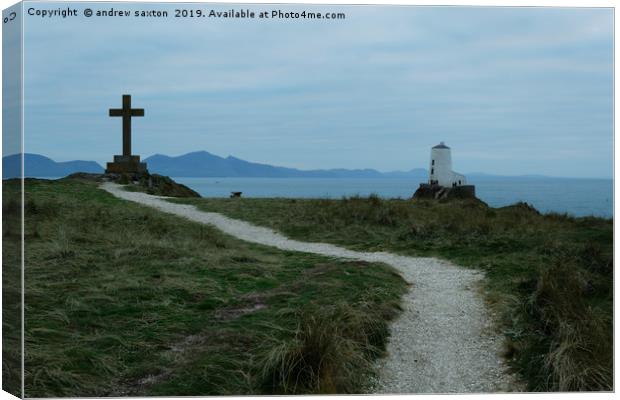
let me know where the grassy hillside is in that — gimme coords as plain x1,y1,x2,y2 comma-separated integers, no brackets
4,179,407,397
174,195,613,392
2,182,22,397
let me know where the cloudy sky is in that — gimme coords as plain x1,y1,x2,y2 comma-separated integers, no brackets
14,3,614,177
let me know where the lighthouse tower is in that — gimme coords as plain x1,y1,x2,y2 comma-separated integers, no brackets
429,142,453,186
428,142,466,187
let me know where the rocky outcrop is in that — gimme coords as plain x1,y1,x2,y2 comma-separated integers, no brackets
65,172,201,198
413,183,477,201
138,173,201,198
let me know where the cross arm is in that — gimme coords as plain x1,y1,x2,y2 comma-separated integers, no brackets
131,109,145,117
109,109,123,117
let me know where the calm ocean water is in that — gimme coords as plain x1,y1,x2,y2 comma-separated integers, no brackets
173,177,613,218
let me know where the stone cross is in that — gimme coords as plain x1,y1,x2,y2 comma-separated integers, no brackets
109,94,144,156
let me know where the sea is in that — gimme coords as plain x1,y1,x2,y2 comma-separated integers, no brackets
32,175,613,218
172,176,614,218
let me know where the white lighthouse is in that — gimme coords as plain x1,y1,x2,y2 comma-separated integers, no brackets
429,142,466,187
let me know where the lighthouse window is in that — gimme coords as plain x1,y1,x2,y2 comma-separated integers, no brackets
431,168,434,174
432,160,435,166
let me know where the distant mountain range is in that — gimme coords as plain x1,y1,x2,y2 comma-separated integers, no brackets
2,151,605,180
144,151,428,178
2,152,428,179
3,153,104,178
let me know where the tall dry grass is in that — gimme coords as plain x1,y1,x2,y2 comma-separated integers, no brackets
257,301,396,394
529,247,612,391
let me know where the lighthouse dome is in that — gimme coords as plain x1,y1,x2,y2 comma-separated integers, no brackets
433,141,450,149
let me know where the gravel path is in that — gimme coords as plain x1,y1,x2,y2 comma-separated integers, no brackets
102,183,520,394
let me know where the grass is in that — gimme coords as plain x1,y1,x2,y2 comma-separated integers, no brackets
2,182,22,397
3,179,407,397
173,195,613,392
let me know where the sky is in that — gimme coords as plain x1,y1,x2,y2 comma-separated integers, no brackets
10,2,614,177
2,2,21,157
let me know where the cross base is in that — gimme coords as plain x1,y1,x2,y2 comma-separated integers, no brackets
105,155,148,174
